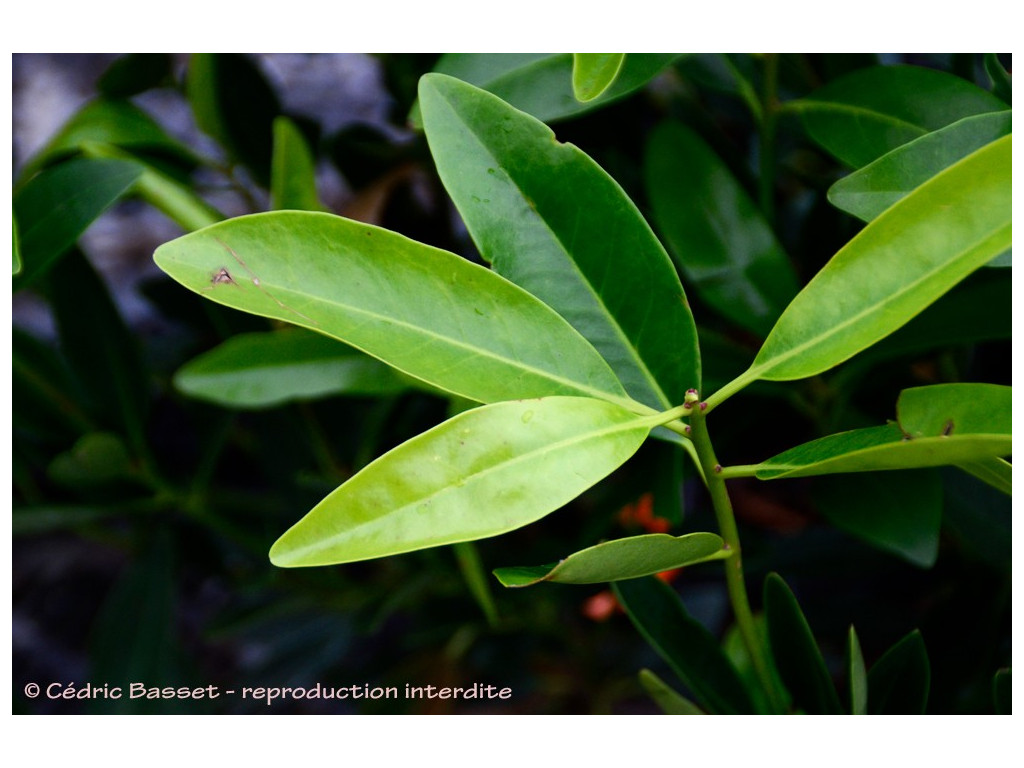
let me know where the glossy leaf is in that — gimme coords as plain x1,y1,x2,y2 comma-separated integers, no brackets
174,329,412,409
613,577,756,714
154,211,637,409
420,74,699,410
867,630,930,714
492,532,728,587
410,53,682,126
828,111,1012,222
270,397,653,566
794,65,1008,168
638,669,705,714
957,457,1011,496
764,573,843,714
271,117,324,212
812,469,942,568
993,669,1011,715
13,157,142,289
714,135,1011,403
757,383,1011,479
645,120,799,335
847,626,868,715
572,54,625,102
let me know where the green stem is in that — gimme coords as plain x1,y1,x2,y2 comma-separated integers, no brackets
689,406,785,711
718,464,759,479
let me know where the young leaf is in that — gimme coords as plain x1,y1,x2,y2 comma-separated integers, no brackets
409,53,682,126
174,329,412,409
867,630,930,714
711,134,1011,405
645,120,799,335
420,74,699,410
269,397,653,567
638,669,706,714
828,111,1012,223
270,117,324,212
613,577,756,714
847,626,868,715
764,573,843,714
572,54,626,102
492,532,728,587
154,211,637,410
793,65,1008,168
13,157,143,289
812,469,942,568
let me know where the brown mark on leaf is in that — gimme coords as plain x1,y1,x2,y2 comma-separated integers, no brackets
213,237,319,326
206,267,237,289
942,419,955,437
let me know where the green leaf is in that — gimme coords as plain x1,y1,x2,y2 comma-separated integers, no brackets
613,576,756,714
492,532,728,587
984,54,1012,104
764,572,843,714
812,469,942,568
867,629,930,714
48,432,136,490
174,329,411,409
941,466,1011,569
154,211,636,410
793,65,1008,168
453,542,499,627
638,669,706,714
956,457,1011,496
572,54,626,101
186,53,281,186
828,111,1012,223
755,384,1010,480
270,397,653,567
13,157,143,289
98,53,173,98
12,210,21,275
420,74,699,410
645,120,799,335
271,117,324,212
714,134,1011,404
409,53,682,126
12,326,93,440
993,669,1011,715
847,626,868,715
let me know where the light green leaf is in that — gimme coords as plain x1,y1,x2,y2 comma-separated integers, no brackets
711,134,1011,406
174,329,412,409
755,383,1010,480
420,74,699,411
271,117,324,212
957,457,1011,496
812,469,942,567
154,211,636,410
848,626,868,715
828,111,1012,223
638,669,706,714
492,532,728,587
572,54,626,102
646,120,799,335
792,65,1008,168
269,397,653,567
13,157,143,289
409,53,682,126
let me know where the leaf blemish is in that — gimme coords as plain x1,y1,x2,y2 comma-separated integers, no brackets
942,419,954,437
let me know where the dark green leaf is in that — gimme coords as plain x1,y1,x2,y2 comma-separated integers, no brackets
984,54,1012,104
941,466,1011,569
420,74,699,410
956,457,1011,496
186,53,281,186
638,669,706,714
12,326,93,440
13,211,22,274
867,629,930,714
645,120,799,335
993,669,1011,714
270,397,654,567
98,53,173,98
613,577,756,714
271,116,324,212
453,541,499,627
410,53,682,126
154,212,638,410
174,329,411,409
492,532,728,587
572,54,626,101
47,432,136,490
828,111,1012,222
13,157,142,289
764,572,843,714
793,65,1008,167
847,626,868,715
812,469,942,568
